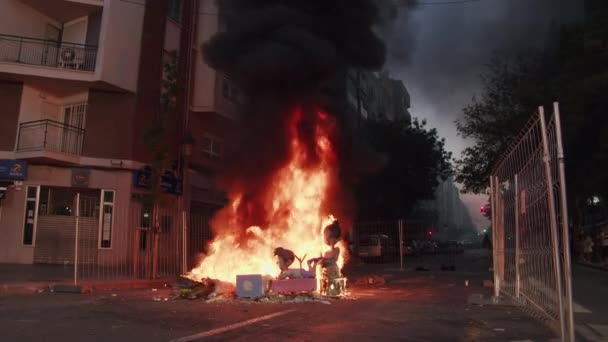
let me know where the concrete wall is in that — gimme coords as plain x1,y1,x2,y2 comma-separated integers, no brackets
0,165,133,264
164,18,181,54
63,17,88,45
85,9,102,47
83,90,136,160
0,82,23,151
96,0,145,92
0,0,60,40
191,0,219,112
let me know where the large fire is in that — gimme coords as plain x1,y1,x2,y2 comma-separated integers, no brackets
189,107,348,284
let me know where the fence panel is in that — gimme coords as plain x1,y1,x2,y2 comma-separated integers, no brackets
352,220,402,264
53,193,185,284
490,103,573,341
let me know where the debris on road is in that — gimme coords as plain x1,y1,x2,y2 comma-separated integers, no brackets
354,275,386,286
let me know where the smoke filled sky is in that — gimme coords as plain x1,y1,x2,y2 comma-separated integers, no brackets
383,0,584,229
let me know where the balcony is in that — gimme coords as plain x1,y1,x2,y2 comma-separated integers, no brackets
17,120,85,161
0,34,97,72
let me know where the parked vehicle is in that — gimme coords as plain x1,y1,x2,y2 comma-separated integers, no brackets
357,234,399,262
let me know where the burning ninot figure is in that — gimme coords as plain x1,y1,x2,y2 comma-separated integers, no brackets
308,220,345,295
274,247,295,273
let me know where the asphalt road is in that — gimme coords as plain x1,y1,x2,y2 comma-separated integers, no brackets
0,251,557,342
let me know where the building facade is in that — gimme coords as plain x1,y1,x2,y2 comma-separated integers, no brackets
0,0,236,268
346,69,411,123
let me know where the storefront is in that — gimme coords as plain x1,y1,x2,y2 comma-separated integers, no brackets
0,163,130,264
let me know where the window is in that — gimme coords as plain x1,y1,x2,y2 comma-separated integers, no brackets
99,190,114,249
201,135,222,159
23,186,40,246
167,0,183,22
222,77,240,102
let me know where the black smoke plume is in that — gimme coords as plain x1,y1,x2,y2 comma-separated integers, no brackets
204,0,388,235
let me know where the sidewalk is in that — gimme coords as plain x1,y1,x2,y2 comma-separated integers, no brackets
0,264,173,296
576,260,608,272
571,264,608,341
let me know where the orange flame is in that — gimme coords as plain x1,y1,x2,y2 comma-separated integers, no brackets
189,107,347,284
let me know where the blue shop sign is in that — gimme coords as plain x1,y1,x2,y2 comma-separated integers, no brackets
0,160,27,180
133,166,182,195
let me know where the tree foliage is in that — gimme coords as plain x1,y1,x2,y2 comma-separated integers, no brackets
141,51,180,205
455,2,608,222
355,117,452,220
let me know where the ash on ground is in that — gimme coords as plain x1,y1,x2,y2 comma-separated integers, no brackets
175,276,354,304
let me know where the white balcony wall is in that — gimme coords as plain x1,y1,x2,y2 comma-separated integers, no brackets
191,0,218,112
63,17,88,45
0,0,60,40
95,0,145,93
17,85,88,153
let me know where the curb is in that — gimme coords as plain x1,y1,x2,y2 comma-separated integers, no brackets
1,279,173,297
575,262,608,272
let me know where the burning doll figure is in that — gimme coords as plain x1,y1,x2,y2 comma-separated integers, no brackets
308,220,344,295
274,247,295,274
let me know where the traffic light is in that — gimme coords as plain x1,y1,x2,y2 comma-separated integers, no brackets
428,230,433,236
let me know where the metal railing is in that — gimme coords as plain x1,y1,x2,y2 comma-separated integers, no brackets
0,34,97,72
17,120,85,155
490,102,574,341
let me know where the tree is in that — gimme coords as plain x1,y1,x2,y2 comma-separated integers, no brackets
141,51,180,206
455,54,551,194
455,2,608,226
355,117,452,220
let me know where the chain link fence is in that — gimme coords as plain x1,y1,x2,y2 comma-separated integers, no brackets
490,102,574,341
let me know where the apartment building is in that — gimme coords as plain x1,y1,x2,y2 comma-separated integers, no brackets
0,0,238,267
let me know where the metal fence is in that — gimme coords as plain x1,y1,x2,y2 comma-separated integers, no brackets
17,120,85,155
0,34,97,72
31,192,186,284
490,102,574,341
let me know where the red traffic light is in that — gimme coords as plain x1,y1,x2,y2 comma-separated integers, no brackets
428,231,433,236
480,205,485,213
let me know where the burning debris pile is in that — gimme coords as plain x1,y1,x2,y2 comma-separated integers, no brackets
185,0,388,298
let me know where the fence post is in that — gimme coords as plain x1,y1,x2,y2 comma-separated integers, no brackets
514,174,521,298
398,219,404,271
74,192,80,286
17,36,23,62
554,102,575,342
182,210,188,274
491,176,500,298
152,206,160,279
539,106,567,340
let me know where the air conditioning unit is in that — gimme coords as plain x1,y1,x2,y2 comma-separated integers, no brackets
58,46,83,69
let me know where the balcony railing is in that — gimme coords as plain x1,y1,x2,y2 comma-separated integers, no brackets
0,34,97,72
17,120,85,156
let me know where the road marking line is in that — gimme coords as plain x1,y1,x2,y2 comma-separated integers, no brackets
171,309,296,342
572,301,592,313
589,324,608,338
575,324,607,341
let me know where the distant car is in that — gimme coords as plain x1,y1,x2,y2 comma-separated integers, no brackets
357,234,398,262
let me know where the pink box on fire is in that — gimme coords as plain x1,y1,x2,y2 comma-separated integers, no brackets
270,278,317,294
